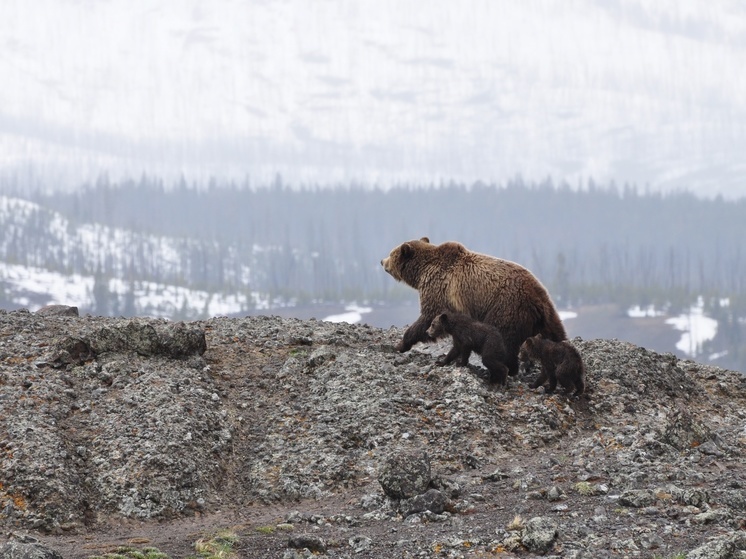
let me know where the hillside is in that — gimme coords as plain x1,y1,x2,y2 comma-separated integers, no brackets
2,308,746,558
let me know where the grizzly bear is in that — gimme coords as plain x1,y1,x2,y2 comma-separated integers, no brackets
519,334,585,396
381,237,566,376
426,311,510,385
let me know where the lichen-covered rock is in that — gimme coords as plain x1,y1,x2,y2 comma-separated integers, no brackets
400,488,446,516
619,489,656,508
378,450,431,500
0,540,63,559
660,409,714,450
88,319,207,358
521,516,558,553
0,313,225,532
35,305,79,317
686,535,737,559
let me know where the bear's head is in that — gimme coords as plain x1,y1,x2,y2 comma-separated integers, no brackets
426,312,450,340
380,237,432,285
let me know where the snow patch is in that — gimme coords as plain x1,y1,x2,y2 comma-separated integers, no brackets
0,261,257,318
627,305,665,318
323,304,373,324
665,297,718,358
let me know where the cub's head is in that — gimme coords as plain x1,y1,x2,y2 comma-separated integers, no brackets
518,334,543,363
426,312,450,340
380,237,431,285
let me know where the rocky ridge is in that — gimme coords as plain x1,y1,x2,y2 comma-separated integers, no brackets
1,308,746,558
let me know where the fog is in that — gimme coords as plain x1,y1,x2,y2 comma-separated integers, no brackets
1,0,745,198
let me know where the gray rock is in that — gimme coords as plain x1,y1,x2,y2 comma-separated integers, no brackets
618,489,656,508
35,305,79,317
660,409,713,451
0,541,63,559
547,486,564,501
287,534,326,553
522,516,558,553
401,488,446,516
687,535,736,559
378,450,431,499
668,485,709,507
307,346,337,368
349,535,373,553
88,319,206,357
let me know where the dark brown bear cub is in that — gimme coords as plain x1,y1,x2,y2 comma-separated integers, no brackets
427,311,510,386
519,334,585,396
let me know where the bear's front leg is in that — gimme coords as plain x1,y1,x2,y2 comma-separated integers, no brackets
545,366,559,393
529,367,549,390
396,314,434,352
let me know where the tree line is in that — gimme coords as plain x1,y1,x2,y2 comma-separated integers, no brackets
27,175,746,308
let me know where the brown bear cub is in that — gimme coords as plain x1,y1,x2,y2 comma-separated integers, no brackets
427,311,510,386
381,238,566,377
518,334,585,396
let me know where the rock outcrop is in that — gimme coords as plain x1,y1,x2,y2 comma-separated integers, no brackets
1,309,746,558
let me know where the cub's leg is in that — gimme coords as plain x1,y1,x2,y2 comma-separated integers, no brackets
457,347,472,366
545,365,559,393
529,368,549,390
436,342,462,366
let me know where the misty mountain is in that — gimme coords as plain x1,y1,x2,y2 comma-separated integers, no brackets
1,1,745,197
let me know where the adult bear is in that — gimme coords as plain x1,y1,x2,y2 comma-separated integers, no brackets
381,237,566,377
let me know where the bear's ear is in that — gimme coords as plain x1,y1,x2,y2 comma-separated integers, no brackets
420,237,430,243
439,312,449,324
400,243,414,259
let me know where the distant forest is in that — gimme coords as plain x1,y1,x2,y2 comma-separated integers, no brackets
5,174,746,369
30,175,746,306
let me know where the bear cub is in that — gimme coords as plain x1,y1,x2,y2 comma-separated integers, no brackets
426,311,510,386
519,334,586,396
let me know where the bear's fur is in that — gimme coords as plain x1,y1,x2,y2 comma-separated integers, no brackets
426,311,510,385
381,237,566,376
519,334,585,396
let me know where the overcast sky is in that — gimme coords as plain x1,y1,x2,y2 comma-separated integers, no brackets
1,0,745,196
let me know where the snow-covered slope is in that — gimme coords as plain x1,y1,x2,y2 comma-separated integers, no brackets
1,0,745,197
0,261,259,319
0,196,265,317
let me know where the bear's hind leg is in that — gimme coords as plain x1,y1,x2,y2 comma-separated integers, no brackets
573,378,585,397
505,351,520,377
482,350,509,385
556,362,584,396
